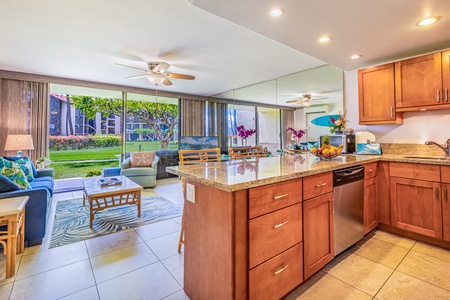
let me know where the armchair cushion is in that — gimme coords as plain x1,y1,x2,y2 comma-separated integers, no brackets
0,174,21,192
130,151,156,167
121,167,157,176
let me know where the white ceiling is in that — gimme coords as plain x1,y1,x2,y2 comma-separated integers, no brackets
1,0,450,106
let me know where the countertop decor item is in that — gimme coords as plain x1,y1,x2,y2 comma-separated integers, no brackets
330,111,347,134
237,125,256,146
286,126,305,150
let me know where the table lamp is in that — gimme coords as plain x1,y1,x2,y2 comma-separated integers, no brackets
4,134,35,157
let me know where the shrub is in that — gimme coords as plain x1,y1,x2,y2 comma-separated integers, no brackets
49,135,121,150
86,170,102,177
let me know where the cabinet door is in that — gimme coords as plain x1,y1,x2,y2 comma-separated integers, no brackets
395,53,442,108
364,177,378,234
358,63,402,124
390,177,442,238
303,192,334,279
443,183,450,242
443,50,450,105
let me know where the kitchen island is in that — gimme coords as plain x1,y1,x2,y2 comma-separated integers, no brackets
167,154,378,300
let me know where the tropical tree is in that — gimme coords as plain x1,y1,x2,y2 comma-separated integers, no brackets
70,95,178,149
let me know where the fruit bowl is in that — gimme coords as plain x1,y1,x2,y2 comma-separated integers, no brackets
310,152,341,160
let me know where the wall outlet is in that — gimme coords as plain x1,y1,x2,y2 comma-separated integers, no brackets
186,183,195,203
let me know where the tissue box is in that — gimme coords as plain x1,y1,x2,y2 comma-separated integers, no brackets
356,143,382,155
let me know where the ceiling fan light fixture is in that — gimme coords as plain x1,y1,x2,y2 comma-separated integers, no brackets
417,16,439,26
350,54,361,59
319,36,331,43
270,8,284,17
147,74,165,86
303,101,312,107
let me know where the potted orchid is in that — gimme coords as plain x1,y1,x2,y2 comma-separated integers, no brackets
237,125,256,146
286,127,305,150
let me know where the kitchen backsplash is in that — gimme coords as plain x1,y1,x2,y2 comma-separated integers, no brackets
380,143,446,156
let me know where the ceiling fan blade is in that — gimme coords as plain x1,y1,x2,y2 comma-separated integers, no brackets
115,63,148,73
126,74,148,79
166,73,195,80
311,97,328,101
286,99,302,104
155,62,170,73
162,77,173,86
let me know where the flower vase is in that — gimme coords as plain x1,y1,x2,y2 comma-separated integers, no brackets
241,138,247,147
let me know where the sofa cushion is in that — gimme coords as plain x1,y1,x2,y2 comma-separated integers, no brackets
130,151,156,167
3,156,35,181
0,158,31,190
0,174,21,192
29,179,54,196
121,167,157,176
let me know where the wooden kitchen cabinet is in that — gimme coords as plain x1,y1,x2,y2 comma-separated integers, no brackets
443,50,450,104
303,192,334,279
377,161,391,225
441,166,450,242
358,63,403,124
364,177,378,234
395,52,443,109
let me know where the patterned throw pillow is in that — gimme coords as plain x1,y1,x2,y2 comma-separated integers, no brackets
130,151,156,167
3,156,35,181
0,158,31,190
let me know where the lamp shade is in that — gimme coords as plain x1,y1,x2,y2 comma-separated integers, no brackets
146,74,165,86
4,134,35,153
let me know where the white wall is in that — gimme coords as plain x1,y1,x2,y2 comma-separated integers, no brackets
344,70,450,144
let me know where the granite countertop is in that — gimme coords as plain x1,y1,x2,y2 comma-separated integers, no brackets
166,154,379,192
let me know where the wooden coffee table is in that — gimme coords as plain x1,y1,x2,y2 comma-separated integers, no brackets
82,176,143,228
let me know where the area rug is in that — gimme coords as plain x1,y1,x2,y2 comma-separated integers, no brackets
50,196,182,248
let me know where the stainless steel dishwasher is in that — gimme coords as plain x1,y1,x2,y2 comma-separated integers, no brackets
333,165,365,256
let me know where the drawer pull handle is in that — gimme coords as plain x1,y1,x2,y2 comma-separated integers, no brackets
367,169,374,173
274,264,289,275
273,221,288,229
436,186,439,201
273,194,289,200
316,183,327,188
445,186,448,202
437,89,441,103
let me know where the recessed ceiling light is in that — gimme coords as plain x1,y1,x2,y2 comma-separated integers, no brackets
417,16,439,26
350,54,361,60
319,36,331,43
270,8,284,17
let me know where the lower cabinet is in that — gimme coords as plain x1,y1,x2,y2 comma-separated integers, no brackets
390,177,442,238
364,177,378,234
303,192,334,279
442,183,450,242
249,243,303,300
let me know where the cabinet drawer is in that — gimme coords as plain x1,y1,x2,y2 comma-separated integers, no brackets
364,162,378,179
442,166,450,183
390,162,440,181
249,243,303,300
249,203,302,269
249,178,302,219
303,172,332,200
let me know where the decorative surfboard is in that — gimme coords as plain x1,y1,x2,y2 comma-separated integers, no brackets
310,114,339,127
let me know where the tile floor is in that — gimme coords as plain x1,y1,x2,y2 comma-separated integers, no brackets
1,177,450,299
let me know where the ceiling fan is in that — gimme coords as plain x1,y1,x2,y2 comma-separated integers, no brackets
115,61,195,86
285,94,328,106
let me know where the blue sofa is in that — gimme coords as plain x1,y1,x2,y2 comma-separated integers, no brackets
0,168,54,247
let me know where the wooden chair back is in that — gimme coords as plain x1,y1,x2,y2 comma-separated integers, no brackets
228,146,268,160
178,148,221,166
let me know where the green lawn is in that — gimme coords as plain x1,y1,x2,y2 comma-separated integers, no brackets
49,141,178,179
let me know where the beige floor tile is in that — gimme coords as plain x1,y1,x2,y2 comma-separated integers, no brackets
285,271,372,300
161,253,184,287
0,282,12,299
135,218,181,241
10,260,95,300
146,232,182,260
91,242,158,283
353,237,410,268
16,241,88,280
376,271,450,300
53,192,74,201
23,243,47,255
397,250,450,290
325,253,393,296
412,241,450,263
60,286,99,300
370,230,416,249
172,216,182,225
162,289,190,300
0,253,22,285
72,190,84,199
85,228,143,258
97,262,181,300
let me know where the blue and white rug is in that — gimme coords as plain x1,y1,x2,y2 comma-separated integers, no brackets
50,196,182,248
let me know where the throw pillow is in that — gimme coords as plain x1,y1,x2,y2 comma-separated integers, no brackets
0,158,31,190
0,174,21,192
130,151,156,167
4,156,35,181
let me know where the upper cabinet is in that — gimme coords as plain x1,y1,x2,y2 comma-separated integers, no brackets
442,50,450,104
395,53,443,109
358,63,403,124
